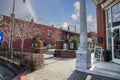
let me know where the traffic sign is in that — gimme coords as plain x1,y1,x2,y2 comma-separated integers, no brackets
0,32,4,43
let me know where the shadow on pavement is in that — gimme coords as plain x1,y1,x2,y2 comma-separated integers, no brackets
68,70,118,80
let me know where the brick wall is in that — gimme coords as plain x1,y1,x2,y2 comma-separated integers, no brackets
0,15,64,49
96,4,106,49
54,49,76,58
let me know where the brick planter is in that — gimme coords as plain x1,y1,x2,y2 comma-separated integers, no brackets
54,49,76,58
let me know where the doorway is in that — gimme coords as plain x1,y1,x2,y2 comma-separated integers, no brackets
112,27,120,64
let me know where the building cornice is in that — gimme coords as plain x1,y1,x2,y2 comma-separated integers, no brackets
92,0,105,5
101,0,113,8
102,0,120,10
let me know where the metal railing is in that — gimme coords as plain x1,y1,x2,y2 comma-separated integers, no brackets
0,47,44,71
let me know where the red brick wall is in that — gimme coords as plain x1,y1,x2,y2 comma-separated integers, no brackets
0,15,64,49
55,50,76,58
96,4,106,49
88,32,97,38
56,40,64,49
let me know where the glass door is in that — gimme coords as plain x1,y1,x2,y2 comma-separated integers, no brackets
112,27,120,64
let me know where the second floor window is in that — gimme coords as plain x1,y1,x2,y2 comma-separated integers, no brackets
48,30,51,38
17,25,22,35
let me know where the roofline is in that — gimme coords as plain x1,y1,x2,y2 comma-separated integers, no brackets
92,0,105,5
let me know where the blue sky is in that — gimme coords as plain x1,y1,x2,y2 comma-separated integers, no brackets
0,0,96,32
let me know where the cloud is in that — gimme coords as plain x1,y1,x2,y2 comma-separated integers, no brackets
71,1,80,21
87,14,97,32
71,14,77,21
73,1,80,12
76,12,80,16
61,22,68,30
87,15,94,23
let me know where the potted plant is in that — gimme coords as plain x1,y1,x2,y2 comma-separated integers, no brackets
103,50,112,62
32,37,44,53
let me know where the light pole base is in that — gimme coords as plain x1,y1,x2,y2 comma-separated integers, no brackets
75,49,91,71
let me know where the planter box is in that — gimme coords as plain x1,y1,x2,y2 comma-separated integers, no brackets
103,50,112,62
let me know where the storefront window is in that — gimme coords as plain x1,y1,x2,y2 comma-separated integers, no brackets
112,2,120,27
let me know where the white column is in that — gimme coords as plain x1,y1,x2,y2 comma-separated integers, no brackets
75,0,91,71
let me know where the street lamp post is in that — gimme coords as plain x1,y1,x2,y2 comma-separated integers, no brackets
9,0,25,58
9,0,15,58
75,25,76,33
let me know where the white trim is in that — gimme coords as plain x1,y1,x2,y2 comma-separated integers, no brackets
112,27,120,64
105,10,108,49
113,58,120,64
105,3,120,64
104,1,120,10
101,0,113,8
92,0,102,5
111,28,114,61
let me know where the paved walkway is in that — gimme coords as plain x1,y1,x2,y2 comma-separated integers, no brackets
27,53,119,80
28,54,75,80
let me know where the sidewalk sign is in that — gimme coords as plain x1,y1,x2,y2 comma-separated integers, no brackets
94,46,102,61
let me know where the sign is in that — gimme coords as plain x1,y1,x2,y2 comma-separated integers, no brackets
70,43,74,49
108,38,112,42
0,32,4,43
94,46,102,59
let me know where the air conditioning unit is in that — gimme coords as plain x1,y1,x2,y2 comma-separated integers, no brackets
0,15,3,21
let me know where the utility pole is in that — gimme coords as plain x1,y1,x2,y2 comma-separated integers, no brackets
9,0,26,58
9,0,15,58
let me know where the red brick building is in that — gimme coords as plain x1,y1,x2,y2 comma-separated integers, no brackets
0,15,79,49
93,0,120,64
88,31,97,42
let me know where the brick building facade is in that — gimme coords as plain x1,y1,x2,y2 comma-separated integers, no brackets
0,15,79,49
93,0,120,64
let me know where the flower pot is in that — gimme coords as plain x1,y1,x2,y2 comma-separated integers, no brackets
103,50,112,62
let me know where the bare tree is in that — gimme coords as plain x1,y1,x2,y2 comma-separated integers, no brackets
16,17,34,53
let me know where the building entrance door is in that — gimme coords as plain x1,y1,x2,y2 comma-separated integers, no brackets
112,27,120,64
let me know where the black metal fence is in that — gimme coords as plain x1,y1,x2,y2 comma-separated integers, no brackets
0,47,44,72
0,48,35,72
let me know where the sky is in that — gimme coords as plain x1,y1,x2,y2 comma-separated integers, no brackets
0,0,97,32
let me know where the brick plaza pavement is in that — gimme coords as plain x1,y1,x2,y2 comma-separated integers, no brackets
28,54,75,80
27,54,119,80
